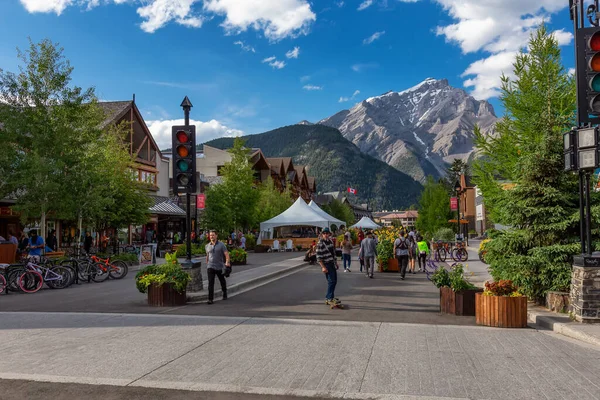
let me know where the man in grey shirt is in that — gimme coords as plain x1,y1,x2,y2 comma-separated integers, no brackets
359,230,377,278
205,230,231,304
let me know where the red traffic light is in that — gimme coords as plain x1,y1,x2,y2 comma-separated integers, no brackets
590,32,600,52
176,130,189,143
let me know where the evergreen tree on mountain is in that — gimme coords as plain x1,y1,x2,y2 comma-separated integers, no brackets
445,159,469,192
472,25,592,301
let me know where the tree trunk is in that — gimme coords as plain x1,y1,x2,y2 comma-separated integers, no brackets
78,212,83,248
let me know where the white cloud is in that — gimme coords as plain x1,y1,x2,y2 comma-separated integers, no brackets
568,67,575,76
286,46,300,59
335,1,345,7
147,118,244,150
19,0,316,39
552,29,573,46
433,0,569,99
339,89,360,102
461,51,517,100
357,0,373,11
300,75,311,82
234,40,256,52
363,31,385,45
203,0,316,41
351,63,378,72
303,85,322,90
262,56,286,69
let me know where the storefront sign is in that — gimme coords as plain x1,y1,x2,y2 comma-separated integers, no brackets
196,193,205,209
450,197,458,211
139,244,157,265
0,207,19,216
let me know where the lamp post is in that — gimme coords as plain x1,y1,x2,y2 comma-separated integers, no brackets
454,180,462,240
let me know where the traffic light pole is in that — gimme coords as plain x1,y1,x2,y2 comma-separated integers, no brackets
182,101,192,263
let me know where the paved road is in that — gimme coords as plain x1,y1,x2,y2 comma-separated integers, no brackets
0,379,336,400
0,251,302,314
1,249,473,325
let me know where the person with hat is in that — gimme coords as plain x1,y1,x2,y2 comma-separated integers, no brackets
359,230,377,278
316,227,340,305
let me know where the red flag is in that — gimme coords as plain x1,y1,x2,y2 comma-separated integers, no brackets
347,187,357,194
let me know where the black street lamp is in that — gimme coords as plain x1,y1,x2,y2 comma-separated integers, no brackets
454,180,462,239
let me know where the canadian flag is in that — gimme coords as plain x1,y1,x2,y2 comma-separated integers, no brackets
347,187,357,194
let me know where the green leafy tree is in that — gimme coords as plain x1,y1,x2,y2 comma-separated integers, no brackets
0,39,105,240
445,159,469,191
322,199,355,228
415,176,452,239
255,177,293,223
203,138,260,233
473,25,587,301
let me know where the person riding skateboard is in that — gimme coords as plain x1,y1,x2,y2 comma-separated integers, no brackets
316,228,340,306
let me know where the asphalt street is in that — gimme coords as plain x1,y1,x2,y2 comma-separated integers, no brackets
1,249,475,325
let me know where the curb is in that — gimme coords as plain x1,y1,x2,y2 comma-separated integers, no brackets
186,261,309,302
527,310,600,347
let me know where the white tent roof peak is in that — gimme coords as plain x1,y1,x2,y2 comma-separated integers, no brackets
350,216,381,229
259,197,336,231
308,200,345,226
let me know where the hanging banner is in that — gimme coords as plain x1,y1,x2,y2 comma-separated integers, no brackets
450,197,458,211
196,193,206,209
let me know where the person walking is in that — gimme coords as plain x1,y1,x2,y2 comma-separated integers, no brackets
316,227,340,305
394,232,410,280
407,235,417,274
340,233,353,272
359,230,377,278
205,230,230,305
416,235,429,272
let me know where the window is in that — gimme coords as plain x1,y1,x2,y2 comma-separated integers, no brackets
139,170,156,185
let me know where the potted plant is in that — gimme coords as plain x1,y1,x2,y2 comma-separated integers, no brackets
375,237,398,272
254,244,269,253
230,248,247,265
135,253,190,307
475,280,527,328
296,244,303,251
431,264,481,316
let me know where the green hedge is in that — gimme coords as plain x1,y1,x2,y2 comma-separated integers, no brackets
175,244,206,257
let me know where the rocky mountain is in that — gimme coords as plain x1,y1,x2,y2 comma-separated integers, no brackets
318,78,497,182
205,124,422,210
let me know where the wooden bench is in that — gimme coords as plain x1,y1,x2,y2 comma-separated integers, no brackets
45,251,66,259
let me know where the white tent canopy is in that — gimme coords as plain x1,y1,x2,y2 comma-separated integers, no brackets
259,197,337,241
307,200,345,227
350,216,381,230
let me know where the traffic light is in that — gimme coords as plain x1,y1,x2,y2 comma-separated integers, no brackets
563,128,577,172
576,27,600,124
171,125,197,195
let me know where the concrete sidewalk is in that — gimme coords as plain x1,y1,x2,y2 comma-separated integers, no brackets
528,306,600,347
1,312,599,400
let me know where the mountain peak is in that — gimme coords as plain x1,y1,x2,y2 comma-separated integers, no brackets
297,120,313,125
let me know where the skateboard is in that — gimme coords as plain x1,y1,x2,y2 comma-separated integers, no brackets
326,299,344,309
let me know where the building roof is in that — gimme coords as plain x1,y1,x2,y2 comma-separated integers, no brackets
97,101,132,127
379,211,419,220
149,196,186,216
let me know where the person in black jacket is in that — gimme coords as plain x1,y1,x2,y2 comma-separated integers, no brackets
46,230,58,252
83,232,93,254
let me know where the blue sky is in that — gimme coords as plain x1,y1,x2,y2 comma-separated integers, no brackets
1,0,574,149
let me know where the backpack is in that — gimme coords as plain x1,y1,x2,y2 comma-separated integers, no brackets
397,238,408,250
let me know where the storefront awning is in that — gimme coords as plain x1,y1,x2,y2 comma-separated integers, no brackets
149,199,186,216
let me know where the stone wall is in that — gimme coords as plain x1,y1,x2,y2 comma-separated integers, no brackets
569,265,600,323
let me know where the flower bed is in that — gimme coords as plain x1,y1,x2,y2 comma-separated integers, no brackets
432,264,481,316
135,253,190,307
475,280,527,328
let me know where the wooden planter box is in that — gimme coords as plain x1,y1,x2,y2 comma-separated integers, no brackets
147,282,187,307
440,287,482,316
254,245,269,253
475,292,527,328
379,258,399,272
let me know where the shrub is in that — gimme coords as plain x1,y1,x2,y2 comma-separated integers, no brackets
134,253,191,294
433,227,455,242
244,235,256,250
230,248,247,263
483,279,520,297
375,239,394,270
448,264,477,292
430,267,450,288
175,244,206,257
112,253,138,263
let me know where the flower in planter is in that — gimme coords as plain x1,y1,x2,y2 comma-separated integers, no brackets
135,253,191,294
483,279,522,297
230,248,247,263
